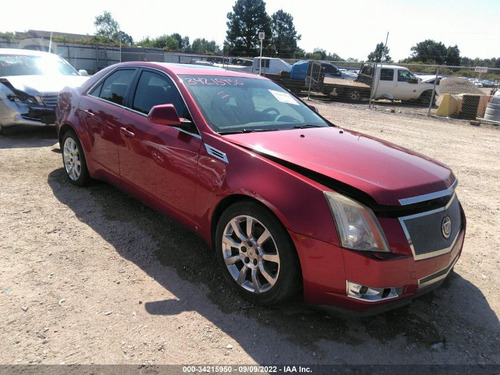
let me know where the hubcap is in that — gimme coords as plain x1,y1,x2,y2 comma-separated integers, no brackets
63,137,81,181
350,91,360,101
221,215,280,294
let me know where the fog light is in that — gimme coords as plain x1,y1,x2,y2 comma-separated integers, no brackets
346,281,402,302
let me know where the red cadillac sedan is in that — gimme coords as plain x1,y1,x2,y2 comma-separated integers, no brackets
55,62,465,314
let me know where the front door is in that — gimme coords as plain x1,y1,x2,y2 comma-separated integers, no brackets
118,69,201,219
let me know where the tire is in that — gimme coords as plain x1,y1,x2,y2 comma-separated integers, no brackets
215,201,301,306
419,91,434,106
61,130,89,186
346,89,362,102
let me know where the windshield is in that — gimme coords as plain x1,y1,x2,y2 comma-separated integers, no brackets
0,53,79,77
180,75,330,134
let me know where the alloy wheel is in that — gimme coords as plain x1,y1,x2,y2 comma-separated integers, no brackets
221,214,280,294
63,136,82,182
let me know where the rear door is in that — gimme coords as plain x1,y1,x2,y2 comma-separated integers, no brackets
373,68,395,99
82,68,137,177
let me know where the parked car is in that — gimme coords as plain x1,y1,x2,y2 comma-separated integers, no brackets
56,62,465,314
0,48,88,134
251,57,292,75
339,68,359,80
290,60,350,80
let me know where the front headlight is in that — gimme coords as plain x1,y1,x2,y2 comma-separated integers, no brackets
324,191,389,252
6,93,40,105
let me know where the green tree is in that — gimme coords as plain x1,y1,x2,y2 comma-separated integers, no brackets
170,33,191,51
446,45,461,66
225,0,272,56
294,47,306,59
152,35,174,49
308,48,327,60
367,42,391,62
409,39,448,64
326,52,343,61
94,11,119,40
137,34,184,50
117,31,134,46
304,49,343,61
182,36,191,52
270,10,300,58
191,38,220,54
93,11,133,45
407,40,462,66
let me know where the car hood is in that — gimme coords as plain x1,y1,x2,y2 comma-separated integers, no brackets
223,127,455,206
0,75,89,95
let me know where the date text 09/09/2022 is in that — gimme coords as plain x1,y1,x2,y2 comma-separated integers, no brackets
182,365,312,373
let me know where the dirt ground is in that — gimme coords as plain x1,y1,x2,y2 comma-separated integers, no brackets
0,101,498,371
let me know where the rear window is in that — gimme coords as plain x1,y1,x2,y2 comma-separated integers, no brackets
360,65,373,76
380,69,394,81
89,69,136,105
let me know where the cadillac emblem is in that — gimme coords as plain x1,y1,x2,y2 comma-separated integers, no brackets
441,216,452,239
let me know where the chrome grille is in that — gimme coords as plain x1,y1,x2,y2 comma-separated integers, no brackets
41,94,58,108
399,194,462,260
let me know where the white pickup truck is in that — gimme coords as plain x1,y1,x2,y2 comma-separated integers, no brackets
320,63,439,105
251,57,292,75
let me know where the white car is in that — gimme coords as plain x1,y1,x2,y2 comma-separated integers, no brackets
0,48,89,134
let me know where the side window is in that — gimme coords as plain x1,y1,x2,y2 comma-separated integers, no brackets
380,69,394,81
257,59,270,68
132,70,188,118
89,69,136,105
323,64,340,76
361,65,373,76
398,69,415,82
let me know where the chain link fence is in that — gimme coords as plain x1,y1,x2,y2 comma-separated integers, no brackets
2,37,499,123
304,60,500,123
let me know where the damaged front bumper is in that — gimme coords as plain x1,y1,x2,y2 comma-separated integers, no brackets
0,97,56,129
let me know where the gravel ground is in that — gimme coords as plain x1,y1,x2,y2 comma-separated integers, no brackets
0,101,498,373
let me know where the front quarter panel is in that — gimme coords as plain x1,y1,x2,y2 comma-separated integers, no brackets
195,134,348,304
197,133,340,247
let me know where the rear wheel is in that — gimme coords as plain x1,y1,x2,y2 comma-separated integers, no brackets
62,130,89,186
346,89,362,102
215,201,301,305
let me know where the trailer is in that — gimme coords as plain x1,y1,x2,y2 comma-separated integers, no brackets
318,76,371,101
315,62,439,105
268,61,439,106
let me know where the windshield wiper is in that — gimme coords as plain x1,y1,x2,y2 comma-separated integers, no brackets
292,124,324,129
219,128,279,135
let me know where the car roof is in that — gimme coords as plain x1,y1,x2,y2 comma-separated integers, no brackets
0,48,56,57
115,61,266,79
377,64,409,70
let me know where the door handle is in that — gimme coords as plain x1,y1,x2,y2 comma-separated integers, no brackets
120,127,135,138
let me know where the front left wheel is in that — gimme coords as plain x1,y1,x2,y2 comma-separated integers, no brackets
419,91,435,106
215,201,301,306
61,130,89,186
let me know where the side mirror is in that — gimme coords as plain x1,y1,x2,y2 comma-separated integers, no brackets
148,104,182,126
308,104,319,113
408,78,418,84
78,69,89,76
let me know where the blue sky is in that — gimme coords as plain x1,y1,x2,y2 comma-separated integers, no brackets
3,0,500,61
